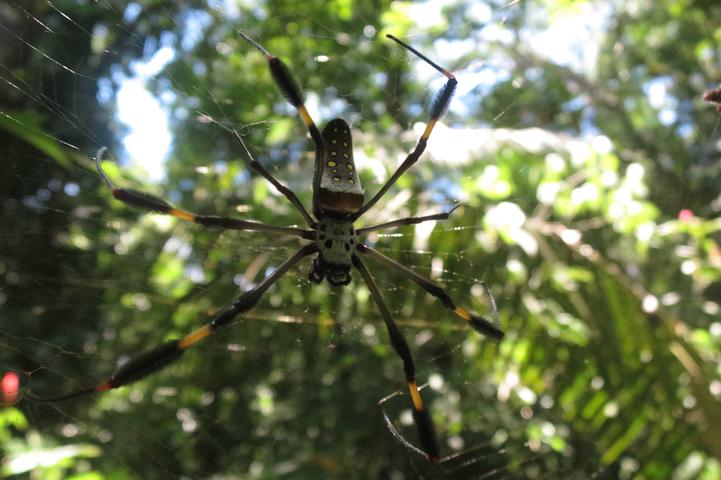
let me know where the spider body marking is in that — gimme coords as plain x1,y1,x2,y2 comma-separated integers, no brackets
309,117,361,286
26,33,505,464
317,118,364,216
310,216,357,286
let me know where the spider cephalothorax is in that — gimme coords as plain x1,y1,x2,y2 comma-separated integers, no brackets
309,217,357,286
28,33,504,464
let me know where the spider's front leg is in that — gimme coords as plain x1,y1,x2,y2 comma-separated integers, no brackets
353,255,441,462
238,33,331,218
352,35,457,220
238,32,323,147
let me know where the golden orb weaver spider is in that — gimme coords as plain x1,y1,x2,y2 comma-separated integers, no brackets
26,33,504,463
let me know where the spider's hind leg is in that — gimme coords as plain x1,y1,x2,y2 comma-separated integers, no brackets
353,255,441,462
26,244,317,403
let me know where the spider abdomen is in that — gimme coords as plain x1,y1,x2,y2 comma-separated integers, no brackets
317,118,364,216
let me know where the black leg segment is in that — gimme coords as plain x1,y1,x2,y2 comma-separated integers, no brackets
358,243,503,339
238,32,323,147
352,35,458,220
356,203,461,235
26,244,317,403
238,32,329,218
94,148,314,239
353,255,441,462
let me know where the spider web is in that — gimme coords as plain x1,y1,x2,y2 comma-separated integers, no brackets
0,1,621,478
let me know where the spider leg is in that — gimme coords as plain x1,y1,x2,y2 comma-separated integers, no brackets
25,244,317,403
238,33,328,218
378,386,437,460
95,148,314,240
351,35,457,221
352,255,441,463
356,203,461,235
358,243,503,339
238,33,323,147
230,129,316,227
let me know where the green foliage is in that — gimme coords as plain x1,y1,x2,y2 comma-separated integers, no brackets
2,0,721,479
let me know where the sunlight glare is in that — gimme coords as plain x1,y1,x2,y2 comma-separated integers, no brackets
525,2,610,75
117,79,171,181
116,47,175,182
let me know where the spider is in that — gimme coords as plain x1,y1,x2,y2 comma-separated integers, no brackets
27,33,504,463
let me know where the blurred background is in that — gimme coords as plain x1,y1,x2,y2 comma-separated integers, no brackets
1,0,721,478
